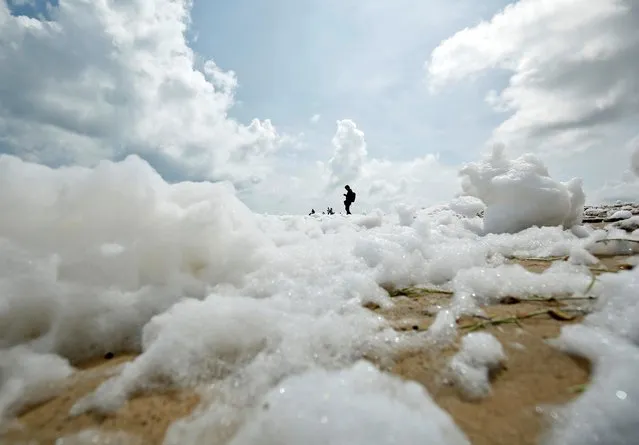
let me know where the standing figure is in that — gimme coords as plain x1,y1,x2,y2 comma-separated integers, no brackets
343,185,356,215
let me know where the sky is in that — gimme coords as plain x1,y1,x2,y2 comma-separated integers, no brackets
1,0,638,214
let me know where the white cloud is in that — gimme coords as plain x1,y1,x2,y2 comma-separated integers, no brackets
0,0,284,183
356,155,460,211
427,0,639,155
326,120,461,213
1,1,460,215
326,120,368,188
242,120,460,215
591,137,639,203
592,175,639,204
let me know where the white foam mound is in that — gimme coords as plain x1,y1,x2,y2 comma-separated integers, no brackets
0,154,273,363
580,267,639,345
452,262,594,312
228,361,470,445
609,210,632,220
546,325,639,445
544,265,639,444
448,195,486,218
0,347,74,427
459,145,584,234
615,215,639,231
70,292,404,418
70,295,285,415
395,203,417,226
448,332,505,400
584,229,639,257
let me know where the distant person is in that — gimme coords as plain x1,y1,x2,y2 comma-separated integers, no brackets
309,209,316,216
343,185,356,215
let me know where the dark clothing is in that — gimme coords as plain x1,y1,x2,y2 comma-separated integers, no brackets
344,189,356,215
345,190,355,203
344,200,352,215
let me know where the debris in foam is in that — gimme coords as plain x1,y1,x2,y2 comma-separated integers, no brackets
459,308,586,332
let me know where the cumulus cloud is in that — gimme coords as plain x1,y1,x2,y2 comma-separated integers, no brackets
593,175,639,204
0,0,284,184
243,119,459,214
0,0,461,216
245,156,460,216
427,0,639,154
359,155,459,210
328,120,459,210
324,119,459,212
592,137,639,203
326,120,368,188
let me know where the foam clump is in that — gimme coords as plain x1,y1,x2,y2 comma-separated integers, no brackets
0,347,74,427
448,332,505,400
451,262,593,311
70,291,401,417
609,210,632,220
424,241,491,285
485,225,580,258
545,266,639,443
352,228,432,288
70,295,285,415
352,209,384,229
580,267,639,344
0,154,273,363
584,230,639,257
395,203,417,226
614,215,639,231
448,195,486,218
228,361,470,445
546,325,639,445
459,144,584,234
567,246,599,266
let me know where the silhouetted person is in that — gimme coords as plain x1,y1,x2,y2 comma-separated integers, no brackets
309,209,316,215
344,185,356,215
